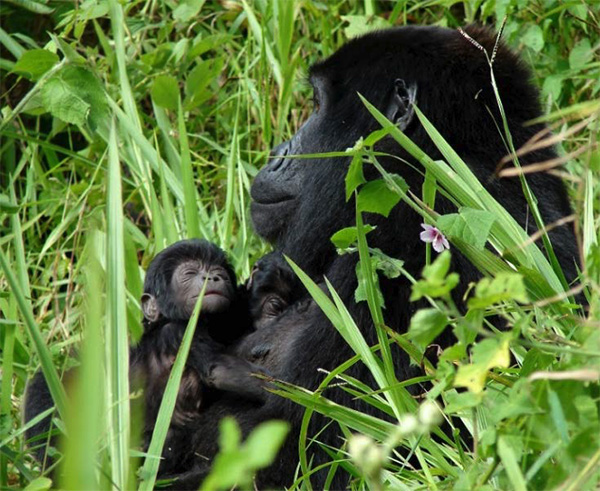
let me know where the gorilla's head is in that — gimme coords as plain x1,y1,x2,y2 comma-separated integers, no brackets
250,25,571,278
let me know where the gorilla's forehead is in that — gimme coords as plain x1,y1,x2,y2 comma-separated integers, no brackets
309,26,452,79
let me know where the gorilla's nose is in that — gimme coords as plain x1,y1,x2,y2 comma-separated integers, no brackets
267,140,291,172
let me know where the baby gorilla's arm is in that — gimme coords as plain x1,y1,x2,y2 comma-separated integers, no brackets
187,338,268,403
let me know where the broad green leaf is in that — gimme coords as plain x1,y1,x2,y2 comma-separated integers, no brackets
12,49,58,80
437,208,495,251
455,337,510,393
330,225,375,249
357,178,405,217
443,391,482,414
354,259,384,305
411,251,460,301
468,272,528,309
41,76,89,126
407,308,448,350
173,0,206,22
151,75,179,110
41,66,108,130
24,477,53,491
244,421,289,467
341,14,389,38
184,57,224,109
542,74,564,103
219,416,241,452
345,153,365,201
569,39,593,69
521,24,544,52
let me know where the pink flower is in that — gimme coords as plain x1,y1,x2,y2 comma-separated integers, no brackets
420,224,450,253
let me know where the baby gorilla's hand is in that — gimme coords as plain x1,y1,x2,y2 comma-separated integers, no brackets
208,355,271,403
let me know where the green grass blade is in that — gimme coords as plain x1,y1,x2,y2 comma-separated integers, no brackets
137,286,205,491
61,235,105,490
105,121,131,489
0,250,67,419
178,97,201,239
497,436,527,491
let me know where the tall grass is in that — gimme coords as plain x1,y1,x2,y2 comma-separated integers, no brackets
0,0,598,489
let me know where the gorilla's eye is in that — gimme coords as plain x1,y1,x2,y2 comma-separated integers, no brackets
262,295,287,317
312,90,320,113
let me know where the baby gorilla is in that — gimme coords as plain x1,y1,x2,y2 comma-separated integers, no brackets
130,239,266,475
248,252,304,330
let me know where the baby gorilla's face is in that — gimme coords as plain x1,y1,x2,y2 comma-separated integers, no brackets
171,260,234,317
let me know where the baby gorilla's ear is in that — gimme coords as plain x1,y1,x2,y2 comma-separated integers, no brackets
141,293,160,322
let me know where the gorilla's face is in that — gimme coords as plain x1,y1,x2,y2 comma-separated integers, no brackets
250,32,420,266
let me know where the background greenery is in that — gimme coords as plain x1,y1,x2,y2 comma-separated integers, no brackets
0,0,598,489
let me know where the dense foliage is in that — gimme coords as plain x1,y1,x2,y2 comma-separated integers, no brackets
0,0,598,489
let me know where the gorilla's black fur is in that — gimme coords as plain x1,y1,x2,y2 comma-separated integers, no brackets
131,239,266,475
24,240,265,476
168,25,580,488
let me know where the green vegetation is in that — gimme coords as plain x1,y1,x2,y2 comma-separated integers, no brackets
1,0,598,489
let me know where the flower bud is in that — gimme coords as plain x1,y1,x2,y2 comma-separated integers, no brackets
418,401,442,428
396,413,419,437
348,434,383,477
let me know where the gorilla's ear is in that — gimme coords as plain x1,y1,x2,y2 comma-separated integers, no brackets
141,293,160,322
386,78,417,131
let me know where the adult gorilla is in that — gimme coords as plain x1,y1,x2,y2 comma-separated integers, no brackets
180,25,580,488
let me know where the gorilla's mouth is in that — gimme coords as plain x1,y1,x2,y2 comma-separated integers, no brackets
251,193,296,206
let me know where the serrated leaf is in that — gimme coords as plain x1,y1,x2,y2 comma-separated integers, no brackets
345,153,365,201
407,308,448,350
151,75,179,110
41,76,89,126
468,272,528,309
455,337,510,393
13,49,59,81
40,66,108,130
437,208,495,251
354,259,384,305
357,178,402,217
331,225,375,249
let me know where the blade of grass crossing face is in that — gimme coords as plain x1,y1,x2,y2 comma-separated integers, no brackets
137,285,205,491
105,121,131,490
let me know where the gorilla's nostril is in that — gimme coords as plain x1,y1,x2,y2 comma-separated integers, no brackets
268,141,291,172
